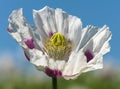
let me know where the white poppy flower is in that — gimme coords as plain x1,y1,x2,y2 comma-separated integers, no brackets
7,6,112,80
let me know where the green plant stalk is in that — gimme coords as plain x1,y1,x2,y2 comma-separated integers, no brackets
52,77,57,89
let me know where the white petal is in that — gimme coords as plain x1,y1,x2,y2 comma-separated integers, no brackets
34,6,58,35
33,9,48,43
28,49,48,68
27,49,66,71
55,8,69,35
77,25,111,53
77,25,111,72
47,58,66,71
68,15,82,50
76,25,99,52
55,60,66,71
86,27,111,64
33,6,70,37
81,25,111,57
25,48,66,72
8,8,35,48
30,26,44,50
62,51,86,79
100,42,111,55
82,55,103,73
63,73,80,80
47,58,56,69
93,25,112,54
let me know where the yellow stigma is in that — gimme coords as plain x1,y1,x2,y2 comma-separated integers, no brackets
44,32,72,60
50,33,66,46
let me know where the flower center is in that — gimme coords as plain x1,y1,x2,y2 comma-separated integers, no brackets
44,32,72,60
50,33,66,46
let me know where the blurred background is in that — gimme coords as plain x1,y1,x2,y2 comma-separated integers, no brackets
0,0,120,89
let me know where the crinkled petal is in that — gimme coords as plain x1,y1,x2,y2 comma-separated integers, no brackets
33,6,70,37
76,25,111,53
92,25,112,54
33,9,48,43
26,48,66,72
55,6,83,48
82,25,111,58
55,8,69,35
76,25,99,52
8,8,31,48
82,55,103,73
8,8,42,50
33,6,58,36
30,26,44,50
28,49,48,68
62,25,111,79
48,59,66,71
62,51,86,80
40,6,56,33
56,60,66,71
80,25,111,72
68,15,82,50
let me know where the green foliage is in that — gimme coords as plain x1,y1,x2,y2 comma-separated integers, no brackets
0,70,120,89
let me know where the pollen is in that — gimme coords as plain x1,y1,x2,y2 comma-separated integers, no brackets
44,32,72,60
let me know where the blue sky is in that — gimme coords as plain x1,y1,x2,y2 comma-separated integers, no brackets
0,0,120,67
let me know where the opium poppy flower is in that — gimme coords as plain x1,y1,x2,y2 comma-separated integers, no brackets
7,6,112,80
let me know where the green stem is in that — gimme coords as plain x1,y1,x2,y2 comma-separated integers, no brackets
52,77,57,89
